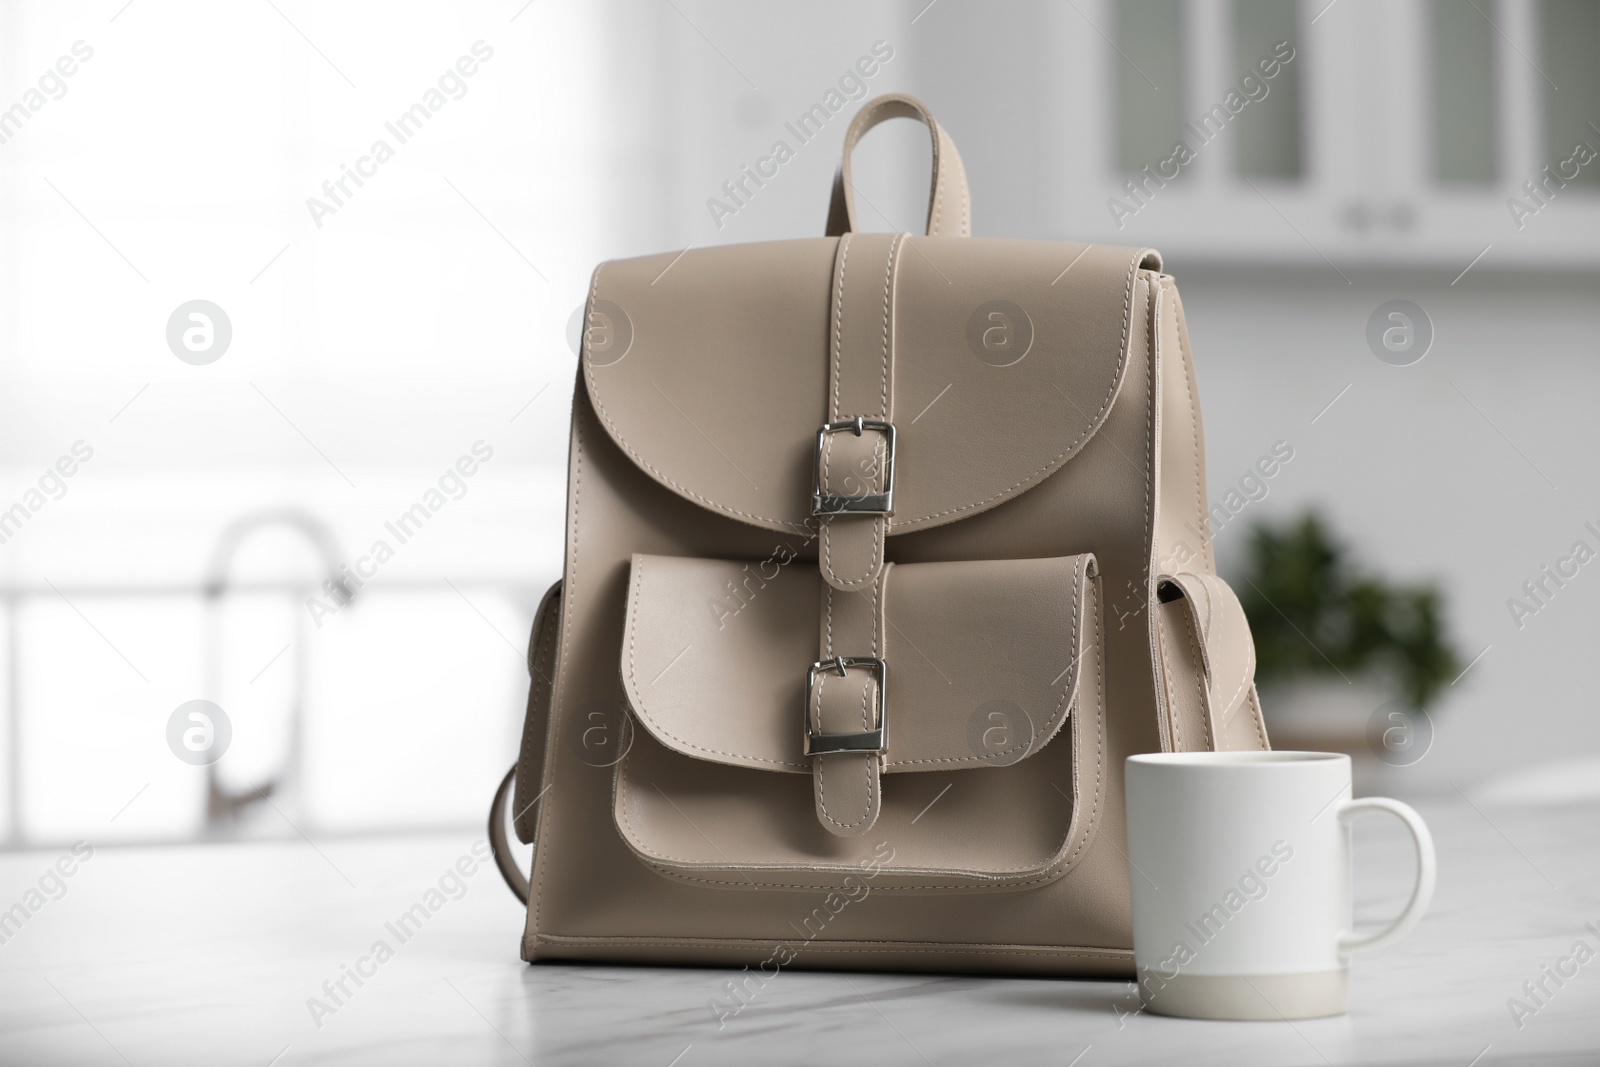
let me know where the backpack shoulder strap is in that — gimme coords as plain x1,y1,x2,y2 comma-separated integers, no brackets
489,579,563,904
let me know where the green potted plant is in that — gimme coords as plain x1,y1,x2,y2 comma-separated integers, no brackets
1230,513,1463,765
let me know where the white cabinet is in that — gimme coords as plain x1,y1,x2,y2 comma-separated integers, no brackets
1041,0,1600,268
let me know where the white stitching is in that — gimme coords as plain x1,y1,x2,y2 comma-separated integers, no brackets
830,235,850,421
1138,270,1159,730
583,384,811,531
1170,281,1212,572
816,753,875,830
1208,578,1258,729
880,234,898,421
1060,578,1105,872
825,581,835,658
1249,687,1269,750
1181,593,1214,751
1158,604,1184,752
820,236,851,585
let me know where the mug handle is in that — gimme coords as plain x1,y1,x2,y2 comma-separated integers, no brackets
1336,797,1437,955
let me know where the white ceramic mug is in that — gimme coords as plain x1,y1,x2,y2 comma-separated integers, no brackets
1124,751,1436,1020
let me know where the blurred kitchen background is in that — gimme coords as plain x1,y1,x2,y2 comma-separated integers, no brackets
0,0,1596,849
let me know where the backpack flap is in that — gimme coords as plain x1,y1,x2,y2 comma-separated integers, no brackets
615,551,1105,892
579,235,1156,538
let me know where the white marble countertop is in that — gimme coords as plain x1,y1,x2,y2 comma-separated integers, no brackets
2,795,1598,1066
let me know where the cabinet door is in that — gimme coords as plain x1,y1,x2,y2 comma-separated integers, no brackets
1387,0,1600,267
1051,0,1335,264
1048,0,1600,267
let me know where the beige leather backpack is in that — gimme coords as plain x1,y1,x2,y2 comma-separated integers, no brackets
488,94,1270,978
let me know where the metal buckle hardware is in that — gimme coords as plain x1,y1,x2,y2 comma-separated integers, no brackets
811,417,896,516
803,655,888,755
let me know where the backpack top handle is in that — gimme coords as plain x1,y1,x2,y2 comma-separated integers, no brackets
824,93,971,239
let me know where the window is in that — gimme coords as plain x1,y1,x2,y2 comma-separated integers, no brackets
1112,0,1305,182
0,3,599,848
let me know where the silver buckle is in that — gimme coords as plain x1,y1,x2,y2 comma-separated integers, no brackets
811,417,896,516
803,656,888,755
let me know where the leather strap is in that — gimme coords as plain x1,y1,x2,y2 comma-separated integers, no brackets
809,223,904,836
1156,573,1269,752
818,231,902,591
490,578,562,903
810,568,889,837
488,765,529,904
513,580,563,843
825,93,971,238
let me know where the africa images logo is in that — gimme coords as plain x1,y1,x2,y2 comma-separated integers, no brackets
166,700,231,766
